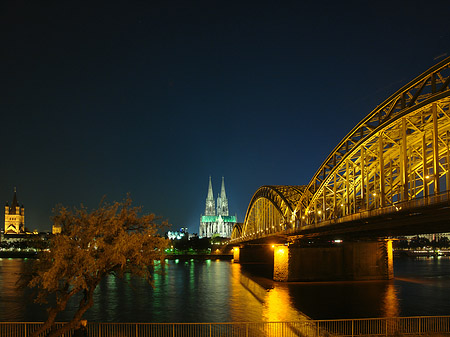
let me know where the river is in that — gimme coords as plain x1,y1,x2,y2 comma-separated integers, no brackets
1,257,450,322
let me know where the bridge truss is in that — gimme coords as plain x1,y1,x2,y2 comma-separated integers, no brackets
232,186,304,240
233,56,450,242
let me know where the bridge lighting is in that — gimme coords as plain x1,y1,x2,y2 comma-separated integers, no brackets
275,245,287,257
425,175,430,179
341,204,344,207
373,193,377,197
318,210,322,215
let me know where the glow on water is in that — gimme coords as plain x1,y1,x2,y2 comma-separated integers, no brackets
1,258,450,322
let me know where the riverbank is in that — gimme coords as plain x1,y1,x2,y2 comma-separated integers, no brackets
164,253,232,260
0,251,37,258
394,249,450,257
0,251,232,260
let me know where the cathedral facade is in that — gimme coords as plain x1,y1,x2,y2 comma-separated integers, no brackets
4,189,25,234
199,177,236,238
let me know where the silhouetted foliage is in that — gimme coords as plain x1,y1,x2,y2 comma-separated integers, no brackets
409,236,430,249
189,236,211,251
394,238,409,249
24,196,168,337
436,236,450,248
173,233,189,250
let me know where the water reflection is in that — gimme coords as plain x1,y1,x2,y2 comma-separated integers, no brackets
229,263,264,321
263,286,310,322
284,280,402,319
0,258,26,320
382,282,400,317
1,258,450,322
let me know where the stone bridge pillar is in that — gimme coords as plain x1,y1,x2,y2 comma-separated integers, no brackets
273,240,394,282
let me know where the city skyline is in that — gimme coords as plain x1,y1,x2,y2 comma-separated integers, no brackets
1,1,450,233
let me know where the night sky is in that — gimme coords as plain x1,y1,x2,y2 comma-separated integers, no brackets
1,1,450,233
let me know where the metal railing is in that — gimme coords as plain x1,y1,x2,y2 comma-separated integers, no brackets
3,316,450,337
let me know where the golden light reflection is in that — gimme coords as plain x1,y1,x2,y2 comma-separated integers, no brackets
229,263,264,322
382,281,400,317
0,259,22,296
263,285,309,322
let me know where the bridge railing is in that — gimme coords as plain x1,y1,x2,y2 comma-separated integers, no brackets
3,316,450,337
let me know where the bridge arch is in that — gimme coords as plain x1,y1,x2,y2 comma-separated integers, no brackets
295,56,450,227
236,185,304,240
232,56,450,242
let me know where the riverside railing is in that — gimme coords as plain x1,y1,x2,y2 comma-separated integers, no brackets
3,316,450,337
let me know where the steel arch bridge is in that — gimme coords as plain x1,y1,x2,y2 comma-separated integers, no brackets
232,56,450,243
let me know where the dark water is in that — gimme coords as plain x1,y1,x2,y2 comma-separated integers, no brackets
1,257,450,322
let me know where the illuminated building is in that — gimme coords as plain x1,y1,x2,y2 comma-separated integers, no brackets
199,177,236,238
167,227,188,240
4,188,25,234
52,224,62,234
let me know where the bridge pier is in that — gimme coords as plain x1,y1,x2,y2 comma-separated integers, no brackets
232,247,240,262
273,240,393,282
233,245,274,265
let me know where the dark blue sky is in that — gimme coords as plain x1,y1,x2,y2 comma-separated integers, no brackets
1,1,450,233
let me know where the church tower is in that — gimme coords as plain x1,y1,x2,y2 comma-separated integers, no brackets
217,176,229,216
4,188,25,234
205,176,215,216
199,177,236,238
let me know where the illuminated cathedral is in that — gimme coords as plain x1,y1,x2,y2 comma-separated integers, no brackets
4,188,25,234
199,177,236,238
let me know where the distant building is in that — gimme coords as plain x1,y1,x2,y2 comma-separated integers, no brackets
167,227,188,240
52,224,62,234
4,188,25,234
199,177,236,238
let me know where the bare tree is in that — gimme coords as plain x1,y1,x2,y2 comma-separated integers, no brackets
26,196,168,337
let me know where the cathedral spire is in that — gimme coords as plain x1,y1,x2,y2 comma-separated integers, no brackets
217,177,229,216
11,187,18,209
207,176,214,200
205,176,215,216
220,176,227,199
199,176,235,238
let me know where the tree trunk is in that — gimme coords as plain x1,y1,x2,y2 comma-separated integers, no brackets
33,284,98,337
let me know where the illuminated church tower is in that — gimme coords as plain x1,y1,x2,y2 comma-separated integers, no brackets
205,176,215,216
4,188,25,234
199,177,236,238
